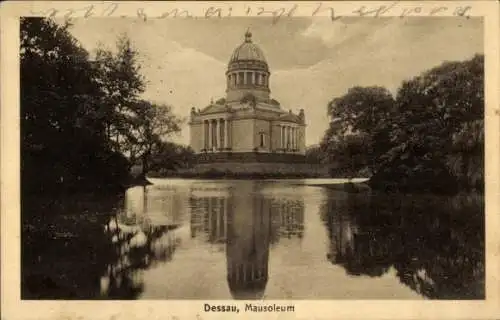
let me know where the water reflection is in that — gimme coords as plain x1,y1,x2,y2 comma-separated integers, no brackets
22,180,483,300
321,191,485,299
187,183,305,299
100,186,181,298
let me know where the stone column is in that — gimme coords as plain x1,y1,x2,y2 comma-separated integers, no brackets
287,127,289,150
294,127,297,150
283,125,286,149
243,72,247,85
202,120,206,149
295,127,298,150
224,119,229,149
208,120,212,150
279,125,283,149
288,126,292,150
215,119,220,150
297,128,300,150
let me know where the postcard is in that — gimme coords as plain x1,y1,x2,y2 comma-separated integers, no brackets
1,1,499,319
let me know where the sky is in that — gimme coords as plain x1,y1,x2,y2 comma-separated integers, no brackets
65,16,483,146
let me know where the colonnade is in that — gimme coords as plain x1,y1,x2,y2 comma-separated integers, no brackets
227,71,268,88
204,118,230,150
279,125,300,150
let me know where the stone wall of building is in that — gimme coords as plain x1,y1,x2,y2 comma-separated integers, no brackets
189,123,204,153
299,125,306,154
254,118,271,151
231,118,255,152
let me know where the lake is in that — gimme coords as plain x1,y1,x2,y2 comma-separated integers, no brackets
21,178,485,300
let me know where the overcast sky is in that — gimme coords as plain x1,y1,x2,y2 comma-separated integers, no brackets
65,17,483,146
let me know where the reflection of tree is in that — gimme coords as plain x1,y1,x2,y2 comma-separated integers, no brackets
102,186,180,298
101,215,177,299
320,191,484,299
22,186,180,299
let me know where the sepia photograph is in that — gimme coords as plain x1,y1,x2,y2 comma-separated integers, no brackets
18,13,487,301
2,2,499,319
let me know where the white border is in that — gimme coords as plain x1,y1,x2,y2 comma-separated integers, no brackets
1,1,499,319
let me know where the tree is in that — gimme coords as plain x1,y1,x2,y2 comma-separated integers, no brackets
94,34,146,154
149,142,195,172
127,101,183,176
305,145,325,164
373,55,484,192
321,87,395,174
320,55,483,193
20,17,130,194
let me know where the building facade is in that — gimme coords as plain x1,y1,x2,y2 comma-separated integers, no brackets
189,31,306,168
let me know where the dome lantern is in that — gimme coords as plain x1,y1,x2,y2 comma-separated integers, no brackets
226,30,271,103
244,29,252,43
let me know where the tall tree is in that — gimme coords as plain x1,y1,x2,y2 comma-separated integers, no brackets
322,86,395,174
94,34,146,155
126,101,183,176
20,18,130,194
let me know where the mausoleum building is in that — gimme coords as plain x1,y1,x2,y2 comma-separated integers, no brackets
188,30,306,171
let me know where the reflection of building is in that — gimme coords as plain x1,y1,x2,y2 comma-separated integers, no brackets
272,199,305,239
189,186,231,244
226,184,272,299
188,182,305,299
188,31,306,172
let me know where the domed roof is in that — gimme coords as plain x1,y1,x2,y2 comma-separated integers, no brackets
229,30,267,64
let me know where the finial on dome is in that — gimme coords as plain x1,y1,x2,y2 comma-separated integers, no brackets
245,29,252,42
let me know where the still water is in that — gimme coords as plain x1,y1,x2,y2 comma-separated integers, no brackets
22,179,484,300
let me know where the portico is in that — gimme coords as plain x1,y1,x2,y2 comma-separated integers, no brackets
202,117,231,151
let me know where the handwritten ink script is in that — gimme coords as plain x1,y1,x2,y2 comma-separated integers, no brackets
29,2,474,22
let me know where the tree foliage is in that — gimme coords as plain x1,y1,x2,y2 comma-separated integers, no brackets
21,18,185,194
321,86,395,175
305,145,325,164
127,100,183,174
320,55,484,193
21,18,130,194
